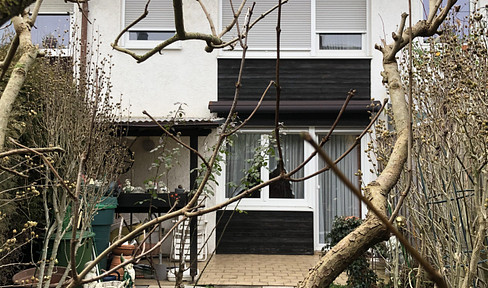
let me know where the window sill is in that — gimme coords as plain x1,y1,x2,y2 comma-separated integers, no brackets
221,198,313,211
218,50,372,59
123,40,182,51
40,48,71,57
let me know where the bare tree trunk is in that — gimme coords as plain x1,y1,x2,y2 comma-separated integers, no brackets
298,0,459,283
299,50,410,287
0,14,38,150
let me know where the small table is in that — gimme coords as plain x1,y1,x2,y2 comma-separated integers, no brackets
115,192,198,281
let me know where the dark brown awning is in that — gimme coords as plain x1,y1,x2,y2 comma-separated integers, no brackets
208,100,377,114
208,100,380,127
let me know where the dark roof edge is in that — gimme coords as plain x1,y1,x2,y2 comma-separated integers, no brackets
208,100,380,114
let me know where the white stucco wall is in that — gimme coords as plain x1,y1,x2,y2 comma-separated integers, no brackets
85,0,219,119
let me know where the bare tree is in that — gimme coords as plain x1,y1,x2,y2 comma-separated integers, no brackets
299,1,459,287
395,7,488,287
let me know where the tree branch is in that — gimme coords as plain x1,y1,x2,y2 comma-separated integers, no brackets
142,110,210,169
196,0,217,37
0,14,38,150
0,146,64,158
173,0,185,38
0,0,36,27
9,138,75,200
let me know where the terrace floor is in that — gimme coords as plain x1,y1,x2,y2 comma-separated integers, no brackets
134,253,348,288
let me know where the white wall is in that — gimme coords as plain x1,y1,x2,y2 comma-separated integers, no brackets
85,0,219,119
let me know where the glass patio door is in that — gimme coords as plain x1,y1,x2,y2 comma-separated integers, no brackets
318,135,361,244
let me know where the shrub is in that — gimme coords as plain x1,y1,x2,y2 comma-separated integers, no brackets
327,216,378,288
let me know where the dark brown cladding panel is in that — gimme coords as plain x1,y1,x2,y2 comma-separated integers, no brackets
216,210,314,255
218,58,371,101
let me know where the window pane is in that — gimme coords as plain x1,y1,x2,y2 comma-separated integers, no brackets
32,14,70,49
129,31,174,41
0,24,15,43
319,33,362,50
318,135,359,243
268,134,304,199
225,133,262,198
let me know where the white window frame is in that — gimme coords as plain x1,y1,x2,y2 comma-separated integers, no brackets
121,0,180,50
218,0,371,59
217,128,315,211
216,127,366,250
26,0,74,56
314,0,369,57
33,12,72,57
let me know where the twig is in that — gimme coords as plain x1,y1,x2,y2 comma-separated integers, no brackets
196,0,217,36
273,0,284,174
288,89,357,176
142,110,210,169
218,0,247,38
224,80,275,137
290,99,387,182
0,164,27,177
214,0,289,49
185,2,254,210
9,138,75,199
0,146,64,158
113,0,151,47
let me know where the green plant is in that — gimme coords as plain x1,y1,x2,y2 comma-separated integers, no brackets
329,284,348,288
327,216,378,288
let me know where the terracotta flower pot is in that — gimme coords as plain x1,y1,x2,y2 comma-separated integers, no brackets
112,244,135,256
109,255,133,279
12,266,68,288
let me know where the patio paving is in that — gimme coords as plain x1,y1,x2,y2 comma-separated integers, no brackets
134,253,348,288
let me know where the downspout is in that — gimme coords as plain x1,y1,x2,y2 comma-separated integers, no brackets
79,1,88,78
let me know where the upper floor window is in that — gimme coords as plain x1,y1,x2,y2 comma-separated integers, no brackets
33,0,73,50
0,0,73,54
316,0,367,51
32,14,70,49
124,0,176,48
220,0,368,56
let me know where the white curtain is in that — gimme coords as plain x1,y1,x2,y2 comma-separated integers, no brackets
318,135,360,243
319,33,362,50
225,133,261,198
269,134,304,199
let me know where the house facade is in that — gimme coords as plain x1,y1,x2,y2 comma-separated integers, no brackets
85,0,416,256
37,0,474,256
